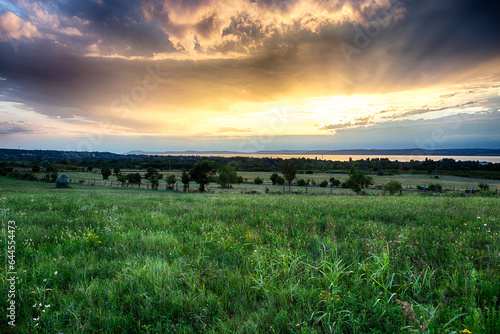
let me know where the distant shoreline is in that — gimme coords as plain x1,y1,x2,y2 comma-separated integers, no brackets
127,148,500,157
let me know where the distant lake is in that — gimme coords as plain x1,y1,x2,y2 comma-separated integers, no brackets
160,153,500,163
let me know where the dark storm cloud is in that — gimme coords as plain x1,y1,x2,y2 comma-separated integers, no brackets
0,0,499,144
369,0,500,84
55,0,175,56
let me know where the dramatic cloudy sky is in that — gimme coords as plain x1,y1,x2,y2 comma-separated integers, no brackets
0,0,499,153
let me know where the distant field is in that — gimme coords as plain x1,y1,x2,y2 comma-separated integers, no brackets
57,170,500,193
0,177,498,333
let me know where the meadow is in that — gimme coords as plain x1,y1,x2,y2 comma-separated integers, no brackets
59,170,500,195
1,177,499,333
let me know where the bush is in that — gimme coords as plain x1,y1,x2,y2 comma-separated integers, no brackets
23,173,37,181
478,183,490,191
217,165,237,188
319,180,328,187
344,169,374,194
254,177,263,184
166,175,176,190
330,177,341,187
55,173,71,188
276,176,285,185
428,183,443,192
117,173,128,185
270,173,279,185
296,179,307,186
384,180,402,195
127,173,142,184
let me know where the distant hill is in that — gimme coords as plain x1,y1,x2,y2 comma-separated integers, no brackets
127,148,500,156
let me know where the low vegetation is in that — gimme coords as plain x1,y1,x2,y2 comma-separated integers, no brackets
0,178,498,333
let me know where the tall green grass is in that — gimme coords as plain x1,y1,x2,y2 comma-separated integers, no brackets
1,178,499,333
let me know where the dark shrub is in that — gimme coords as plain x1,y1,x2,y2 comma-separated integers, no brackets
254,177,263,184
296,179,307,186
127,173,142,184
55,173,71,188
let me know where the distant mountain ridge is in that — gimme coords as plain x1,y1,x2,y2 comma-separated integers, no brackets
127,148,500,156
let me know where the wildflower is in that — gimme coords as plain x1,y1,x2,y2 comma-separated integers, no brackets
296,324,300,327
45,304,50,307
54,271,58,275
461,330,472,334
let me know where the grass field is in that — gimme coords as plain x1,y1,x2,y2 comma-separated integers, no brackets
59,170,500,194
1,177,499,333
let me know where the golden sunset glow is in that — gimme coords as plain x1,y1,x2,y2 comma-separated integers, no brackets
0,0,499,152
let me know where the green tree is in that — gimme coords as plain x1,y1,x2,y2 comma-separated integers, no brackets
276,176,285,185
145,167,163,181
150,174,160,190
101,161,112,180
270,173,279,185
166,175,176,189
145,167,162,190
127,173,141,184
329,177,341,187
55,173,70,188
113,164,121,176
282,160,297,191
31,162,41,173
181,171,191,191
384,180,402,195
189,160,215,192
478,183,489,191
117,173,127,186
217,165,238,188
344,169,374,194
319,180,328,187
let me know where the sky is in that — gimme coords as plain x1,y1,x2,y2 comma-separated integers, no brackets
0,0,499,154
